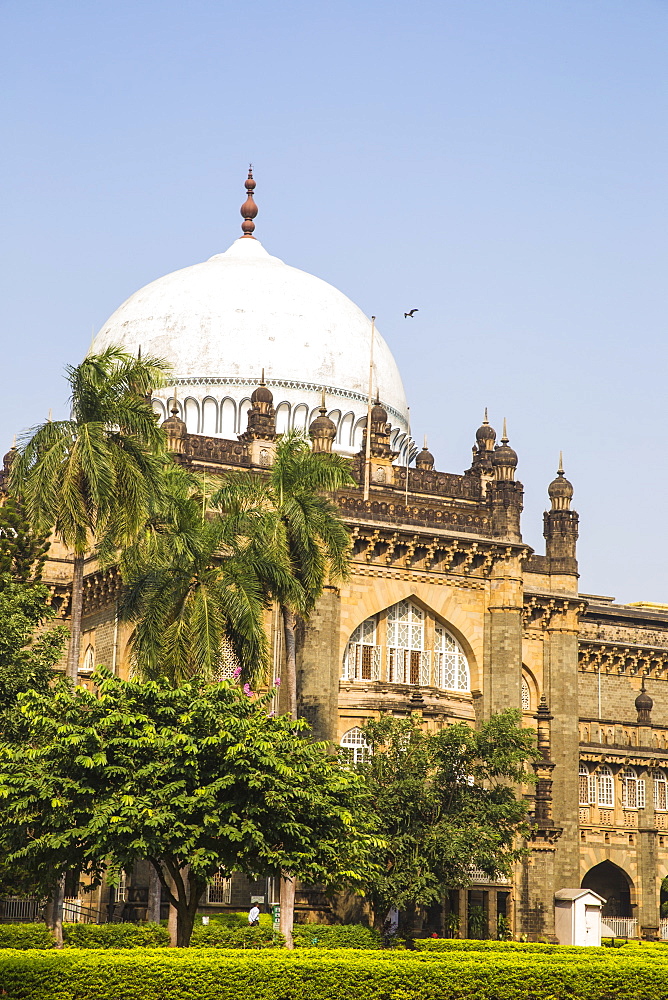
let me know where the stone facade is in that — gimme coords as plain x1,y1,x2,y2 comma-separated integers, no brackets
6,401,668,940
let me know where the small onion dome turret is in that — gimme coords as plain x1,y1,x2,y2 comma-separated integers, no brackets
476,408,496,451
371,393,388,426
492,419,518,480
548,453,574,510
309,398,337,454
162,401,188,454
251,370,274,410
416,437,434,471
636,678,653,723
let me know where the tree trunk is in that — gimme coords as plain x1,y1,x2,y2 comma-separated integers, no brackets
46,878,65,949
66,553,85,683
279,873,295,950
282,605,297,720
147,864,162,923
280,607,298,948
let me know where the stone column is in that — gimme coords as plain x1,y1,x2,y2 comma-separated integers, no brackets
545,616,580,890
484,551,524,717
638,765,660,939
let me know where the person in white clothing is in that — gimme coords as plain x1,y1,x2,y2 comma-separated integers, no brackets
248,904,260,926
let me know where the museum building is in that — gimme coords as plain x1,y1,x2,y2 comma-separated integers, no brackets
5,170,668,940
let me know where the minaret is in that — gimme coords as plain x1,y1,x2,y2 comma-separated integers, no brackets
469,408,496,474
489,419,523,541
240,165,258,238
358,393,398,485
239,371,277,467
309,394,337,454
161,392,188,456
544,453,578,583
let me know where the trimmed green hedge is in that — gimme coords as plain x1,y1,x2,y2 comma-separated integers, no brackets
191,924,281,949
63,922,170,948
293,924,380,948
4,947,668,1000
0,924,54,950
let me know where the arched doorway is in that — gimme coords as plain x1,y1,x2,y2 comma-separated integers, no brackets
581,861,633,917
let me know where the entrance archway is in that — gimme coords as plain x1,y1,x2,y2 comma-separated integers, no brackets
581,861,633,917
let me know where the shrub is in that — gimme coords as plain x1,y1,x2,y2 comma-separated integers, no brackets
62,922,170,948
0,923,54,950
292,924,380,949
190,924,282,949
4,947,668,1000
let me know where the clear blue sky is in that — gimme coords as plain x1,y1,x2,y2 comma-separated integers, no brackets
2,0,667,602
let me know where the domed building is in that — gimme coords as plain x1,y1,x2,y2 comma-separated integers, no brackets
6,171,668,943
91,169,410,458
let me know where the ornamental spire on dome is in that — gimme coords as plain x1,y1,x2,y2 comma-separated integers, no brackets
240,165,258,238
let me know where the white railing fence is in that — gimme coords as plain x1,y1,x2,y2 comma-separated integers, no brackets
603,917,638,938
660,917,668,941
0,897,43,922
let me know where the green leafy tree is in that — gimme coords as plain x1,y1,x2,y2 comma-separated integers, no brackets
120,466,300,687
0,575,67,740
0,669,377,947
9,346,168,685
0,575,67,899
0,491,50,582
355,711,537,936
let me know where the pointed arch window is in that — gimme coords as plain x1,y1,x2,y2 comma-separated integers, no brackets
621,767,645,809
387,600,428,686
653,770,668,812
521,677,531,712
342,600,470,692
434,623,469,692
598,765,614,808
343,616,380,681
81,645,95,675
340,727,371,766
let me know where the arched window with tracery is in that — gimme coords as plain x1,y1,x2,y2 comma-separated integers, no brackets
521,677,531,712
342,600,470,692
622,766,645,809
340,727,371,766
579,763,596,806
654,770,668,811
387,600,427,686
598,765,614,807
434,623,469,692
81,645,95,675
342,616,380,681
216,634,240,681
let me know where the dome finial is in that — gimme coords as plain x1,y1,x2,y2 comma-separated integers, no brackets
260,367,265,385
483,407,489,424
558,450,564,476
501,417,508,444
240,165,258,238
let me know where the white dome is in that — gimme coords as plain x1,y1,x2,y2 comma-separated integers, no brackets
91,235,409,455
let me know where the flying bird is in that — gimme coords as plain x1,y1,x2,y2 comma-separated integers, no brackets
404,308,419,318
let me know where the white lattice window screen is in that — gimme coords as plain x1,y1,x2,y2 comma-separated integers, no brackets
622,767,645,809
116,870,127,902
521,677,531,711
387,601,426,685
217,634,240,681
342,617,380,681
579,764,591,806
82,645,95,674
654,771,668,811
598,766,614,807
434,624,469,692
207,873,232,904
340,726,372,765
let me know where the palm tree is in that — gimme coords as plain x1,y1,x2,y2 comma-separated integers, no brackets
216,433,354,947
9,347,168,685
268,431,354,719
121,466,300,687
